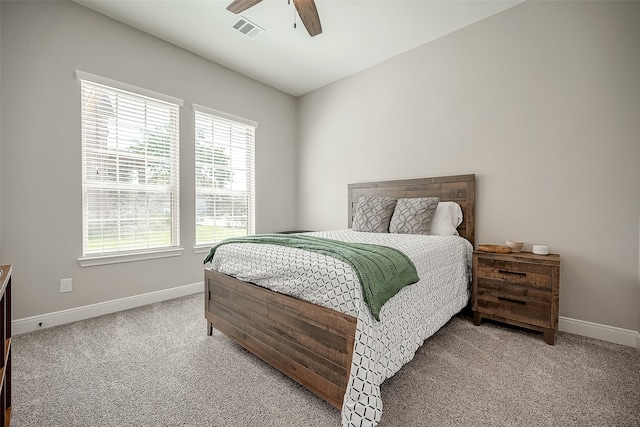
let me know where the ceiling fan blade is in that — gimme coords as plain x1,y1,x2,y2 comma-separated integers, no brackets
227,0,264,14
292,0,322,37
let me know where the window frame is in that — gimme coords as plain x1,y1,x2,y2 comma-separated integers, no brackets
192,104,257,252
76,70,184,266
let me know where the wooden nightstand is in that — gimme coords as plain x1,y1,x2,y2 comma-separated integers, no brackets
472,251,560,345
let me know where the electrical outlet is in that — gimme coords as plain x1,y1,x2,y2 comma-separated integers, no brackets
60,278,73,293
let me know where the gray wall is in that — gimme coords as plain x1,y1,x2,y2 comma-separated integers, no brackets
1,1,297,319
296,1,640,331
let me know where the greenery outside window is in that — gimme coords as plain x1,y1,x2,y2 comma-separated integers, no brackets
77,71,183,265
194,104,256,247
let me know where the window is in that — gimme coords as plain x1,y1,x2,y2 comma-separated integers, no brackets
194,104,256,247
77,71,183,265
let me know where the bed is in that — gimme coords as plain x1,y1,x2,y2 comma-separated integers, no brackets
204,174,475,426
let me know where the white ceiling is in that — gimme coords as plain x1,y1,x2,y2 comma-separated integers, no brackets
75,0,523,97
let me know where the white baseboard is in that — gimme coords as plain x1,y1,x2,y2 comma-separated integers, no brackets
12,288,640,350
12,282,203,335
559,316,640,349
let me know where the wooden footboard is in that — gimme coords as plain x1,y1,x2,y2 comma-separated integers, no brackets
205,269,357,409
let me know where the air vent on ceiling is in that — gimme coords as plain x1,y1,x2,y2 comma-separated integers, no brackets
232,16,264,38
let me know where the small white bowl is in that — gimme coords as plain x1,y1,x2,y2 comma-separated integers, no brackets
506,240,523,252
532,245,549,255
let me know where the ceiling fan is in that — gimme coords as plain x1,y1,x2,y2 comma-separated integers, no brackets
227,0,322,37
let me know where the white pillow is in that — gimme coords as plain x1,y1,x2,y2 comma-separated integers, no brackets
429,202,463,236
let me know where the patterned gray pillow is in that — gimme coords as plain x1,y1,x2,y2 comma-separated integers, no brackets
352,196,397,233
389,197,440,234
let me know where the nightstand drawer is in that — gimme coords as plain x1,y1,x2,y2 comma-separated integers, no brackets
476,280,551,302
476,288,551,328
477,258,552,289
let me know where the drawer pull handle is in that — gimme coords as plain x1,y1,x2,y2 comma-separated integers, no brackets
498,269,526,277
498,296,526,305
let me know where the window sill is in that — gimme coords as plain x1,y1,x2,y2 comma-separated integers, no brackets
193,246,212,254
78,248,184,267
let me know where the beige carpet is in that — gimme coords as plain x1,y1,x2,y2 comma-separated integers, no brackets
10,293,640,426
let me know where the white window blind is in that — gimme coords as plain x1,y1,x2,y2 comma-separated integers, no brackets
194,105,256,245
79,74,181,257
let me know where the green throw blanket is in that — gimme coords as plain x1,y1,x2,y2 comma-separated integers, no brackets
203,234,419,321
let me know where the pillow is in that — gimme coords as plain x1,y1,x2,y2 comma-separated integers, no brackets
352,196,397,233
430,202,464,236
389,197,440,235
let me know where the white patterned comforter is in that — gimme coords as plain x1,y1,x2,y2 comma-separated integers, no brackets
209,229,473,427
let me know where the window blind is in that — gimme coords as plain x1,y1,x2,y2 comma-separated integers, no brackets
194,105,256,245
80,76,181,256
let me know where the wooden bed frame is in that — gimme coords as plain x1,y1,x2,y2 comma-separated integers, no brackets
204,174,475,410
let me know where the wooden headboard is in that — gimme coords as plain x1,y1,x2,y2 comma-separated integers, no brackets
348,174,476,246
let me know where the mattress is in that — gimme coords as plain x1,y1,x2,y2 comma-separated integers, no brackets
209,229,473,427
